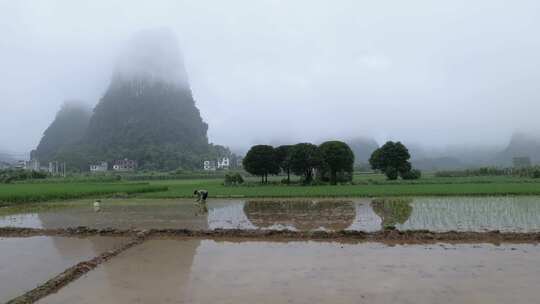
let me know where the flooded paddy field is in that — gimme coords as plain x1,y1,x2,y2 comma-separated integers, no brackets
0,236,129,303
2,196,540,232
37,238,540,304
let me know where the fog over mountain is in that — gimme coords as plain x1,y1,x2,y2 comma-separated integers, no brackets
112,29,190,88
0,151,16,163
29,29,225,170
1,1,539,165
32,101,91,163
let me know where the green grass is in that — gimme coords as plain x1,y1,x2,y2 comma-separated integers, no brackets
352,172,540,184
0,182,168,206
2,174,540,205
142,176,540,199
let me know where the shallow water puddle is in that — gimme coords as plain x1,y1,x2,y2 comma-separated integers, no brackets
2,196,540,232
0,236,129,302
38,239,540,304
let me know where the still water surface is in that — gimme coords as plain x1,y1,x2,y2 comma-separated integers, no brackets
1,196,540,232
38,239,540,304
0,236,128,302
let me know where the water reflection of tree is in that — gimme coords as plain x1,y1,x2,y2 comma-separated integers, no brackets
37,208,203,302
243,200,355,230
371,198,413,229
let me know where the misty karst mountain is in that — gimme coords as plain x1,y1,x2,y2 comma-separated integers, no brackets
84,29,210,169
33,29,228,171
346,137,379,165
31,101,92,163
28,28,539,172
496,133,540,166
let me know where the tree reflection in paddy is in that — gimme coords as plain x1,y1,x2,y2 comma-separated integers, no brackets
371,198,413,230
244,200,356,231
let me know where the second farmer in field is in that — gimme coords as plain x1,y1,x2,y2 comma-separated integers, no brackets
193,189,209,215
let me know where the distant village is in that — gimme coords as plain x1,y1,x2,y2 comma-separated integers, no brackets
0,156,243,174
203,156,243,171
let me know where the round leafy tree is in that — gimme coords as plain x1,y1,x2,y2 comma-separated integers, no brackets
319,141,355,185
289,143,323,183
369,141,412,180
243,145,279,183
275,145,293,183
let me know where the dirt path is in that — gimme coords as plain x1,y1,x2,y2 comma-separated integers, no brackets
2,226,540,244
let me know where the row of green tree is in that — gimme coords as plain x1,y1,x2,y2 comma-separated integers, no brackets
243,140,420,184
0,169,48,184
243,141,355,185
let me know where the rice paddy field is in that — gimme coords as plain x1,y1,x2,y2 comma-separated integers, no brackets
3,173,540,303
0,183,167,206
1,173,540,206
142,174,540,199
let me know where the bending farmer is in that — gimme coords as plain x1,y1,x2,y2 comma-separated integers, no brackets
194,189,209,203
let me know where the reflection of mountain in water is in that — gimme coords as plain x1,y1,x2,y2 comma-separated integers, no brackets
37,239,203,303
244,200,355,230
37,205,204,302
38,210,133,258
96,239,202,302
371,199,413,229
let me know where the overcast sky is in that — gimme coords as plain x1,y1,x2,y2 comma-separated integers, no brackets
1,0,539,155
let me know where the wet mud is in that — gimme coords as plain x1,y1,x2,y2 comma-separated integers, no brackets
5,227,540,303
0,235,130,303
5,233,147,304
2,226,540,244
37,239,540,304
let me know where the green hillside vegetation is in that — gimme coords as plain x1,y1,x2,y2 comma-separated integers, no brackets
31,101,91,163
32,30,232,171
82,79,211,170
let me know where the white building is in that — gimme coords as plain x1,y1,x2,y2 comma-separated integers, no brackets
49,162,59,175
203,160,217,171
90,161,108,173
48,161,66,176
15,160,25,169
203,157,231,171
112,159,137,172
217,157,230,170
24,159,40,171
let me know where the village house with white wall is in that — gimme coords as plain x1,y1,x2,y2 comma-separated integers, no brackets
112,159,137,172
203,160,217,171
203,157,231,171
202,155,243,171
90,161,108,173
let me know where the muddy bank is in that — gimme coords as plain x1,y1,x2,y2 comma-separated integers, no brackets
6,232,148,304
2,226,540,244
0,227,142,237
